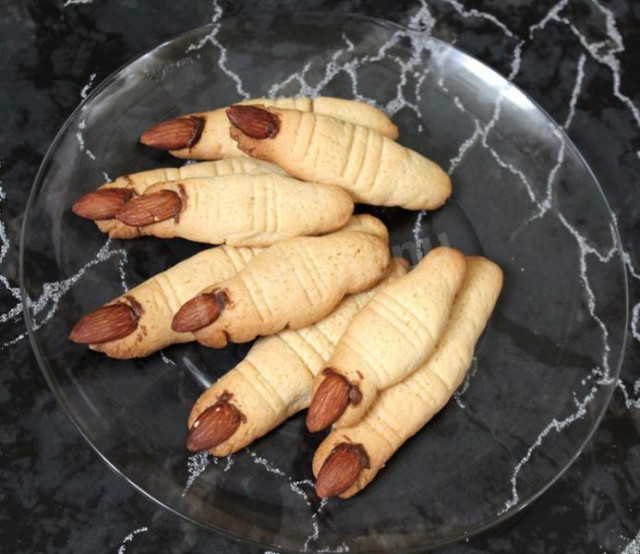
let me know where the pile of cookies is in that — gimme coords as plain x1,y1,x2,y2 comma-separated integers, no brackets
69,97,502,498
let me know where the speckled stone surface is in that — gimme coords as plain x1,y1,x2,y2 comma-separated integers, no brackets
0,1,638,553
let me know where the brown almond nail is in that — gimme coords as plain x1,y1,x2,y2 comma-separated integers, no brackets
186,400,242,452
69,303,139,344
315,443,369,498
72,188,134,221
140,115,205,150
172,291,225,333
306,371,351,433
116,190,182,226
226,105,280,139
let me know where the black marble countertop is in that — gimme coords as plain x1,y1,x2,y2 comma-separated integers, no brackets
1,1,639,552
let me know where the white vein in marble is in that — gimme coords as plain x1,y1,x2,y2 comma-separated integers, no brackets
115,526,148,554
63,0,94,6
185,0,249,100
621,528,640,554
80,73,97,99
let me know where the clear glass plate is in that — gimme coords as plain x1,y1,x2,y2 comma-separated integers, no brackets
20,13,628,553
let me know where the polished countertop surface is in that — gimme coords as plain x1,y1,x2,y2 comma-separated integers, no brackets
1,1,639,552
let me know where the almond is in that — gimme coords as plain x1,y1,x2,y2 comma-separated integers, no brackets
226,105,280,139
306,371,351,432
72,188,134,221
315,443,369,498
69,303,139,344
140,115,205,150
171,292,224,333
186,400,242,452
116,190,182,226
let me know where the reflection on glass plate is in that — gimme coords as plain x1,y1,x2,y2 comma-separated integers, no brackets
20,13,627,553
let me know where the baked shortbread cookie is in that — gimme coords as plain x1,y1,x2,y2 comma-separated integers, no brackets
171,215,391,348
110,173,354,247
73,158,283,239
140,97,399,160
227,105,451,210
312,256,503,498
306,247,467,432
69,246,260,359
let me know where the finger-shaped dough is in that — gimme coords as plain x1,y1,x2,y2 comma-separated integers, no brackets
72,158,282,239
311,97,398,139
307,247,467,432
140,97,398,160
69,246,259,359
114,174,354,247
187,259,409,456
172,215,390,348
312,257,503,498
228,106,451,210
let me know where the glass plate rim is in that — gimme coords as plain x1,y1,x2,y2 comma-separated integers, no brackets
19,12,630,553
